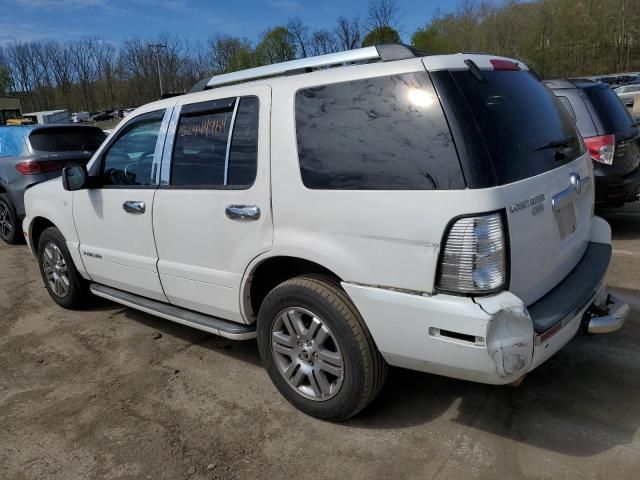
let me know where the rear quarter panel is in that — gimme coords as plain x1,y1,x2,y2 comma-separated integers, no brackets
269,59,506,293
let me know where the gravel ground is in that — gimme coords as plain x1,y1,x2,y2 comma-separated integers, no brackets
1,205,640,480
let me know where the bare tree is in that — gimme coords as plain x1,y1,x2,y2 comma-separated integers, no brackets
209,34,252,73
335,16,362,51
308,29,339,56
287,17,309,58
366,0,399,30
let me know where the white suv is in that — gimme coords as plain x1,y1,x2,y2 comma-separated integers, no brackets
23,45,628,420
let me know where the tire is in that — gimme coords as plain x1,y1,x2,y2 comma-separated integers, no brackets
257,275,387,421
0,194,24,245
37,226,88,309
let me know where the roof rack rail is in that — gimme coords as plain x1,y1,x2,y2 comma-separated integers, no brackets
197,44,419,90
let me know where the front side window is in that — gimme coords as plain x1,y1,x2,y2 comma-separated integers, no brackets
295,73,464,190
100,111,164,186
171,96,259,188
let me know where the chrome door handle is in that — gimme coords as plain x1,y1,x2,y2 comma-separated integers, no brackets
123,200,146,214
225,205,260,221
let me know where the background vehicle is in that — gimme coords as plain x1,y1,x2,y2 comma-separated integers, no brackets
0,124,105,243
614,83,640,107
0,96,22,125
545,78,640,208
71,112,90,123
23,110,69,125
24,46,625,420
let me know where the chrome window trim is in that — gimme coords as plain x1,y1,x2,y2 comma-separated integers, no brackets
159,104,181,186
152,106,175,186
223,97,241,186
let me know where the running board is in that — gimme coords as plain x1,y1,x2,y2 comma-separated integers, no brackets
89,283,256,340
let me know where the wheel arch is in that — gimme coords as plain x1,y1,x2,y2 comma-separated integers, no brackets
29,216,57,254
242,255,344,324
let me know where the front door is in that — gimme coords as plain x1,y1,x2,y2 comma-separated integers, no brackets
153,88,272,322
74,108,170,301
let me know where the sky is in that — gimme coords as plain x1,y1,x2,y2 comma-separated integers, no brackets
0,0,456,47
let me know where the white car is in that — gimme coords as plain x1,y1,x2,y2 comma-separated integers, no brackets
22,45,628,420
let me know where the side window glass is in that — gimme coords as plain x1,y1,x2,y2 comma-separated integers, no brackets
100,112,164,186
228,97,259,187
171,108,231,186
557,96,576,121
295,73,464,190
171,96,259,188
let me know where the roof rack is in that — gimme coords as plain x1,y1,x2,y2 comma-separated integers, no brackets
197,44,420,91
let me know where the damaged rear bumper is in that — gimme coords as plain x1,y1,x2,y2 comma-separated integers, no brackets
342,253,627,385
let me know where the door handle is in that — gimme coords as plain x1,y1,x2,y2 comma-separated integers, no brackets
123,200,146,214
225,205,260,221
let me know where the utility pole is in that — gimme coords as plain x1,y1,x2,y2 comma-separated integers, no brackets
149,43,167,98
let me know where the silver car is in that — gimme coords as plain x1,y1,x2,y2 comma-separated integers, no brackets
614,84,640,106
0,125,105,244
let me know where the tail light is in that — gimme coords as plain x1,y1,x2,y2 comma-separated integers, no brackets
584,134,615,165
437,212,508,295
15,161,63,175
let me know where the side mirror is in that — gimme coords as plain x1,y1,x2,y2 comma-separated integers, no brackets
62,165,89,191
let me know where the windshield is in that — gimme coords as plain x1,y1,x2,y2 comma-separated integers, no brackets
29,127,106,152
432,69,585,186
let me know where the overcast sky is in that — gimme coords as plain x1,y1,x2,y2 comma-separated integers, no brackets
0,0,456,46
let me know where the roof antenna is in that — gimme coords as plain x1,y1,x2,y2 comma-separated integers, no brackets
464,59,484,82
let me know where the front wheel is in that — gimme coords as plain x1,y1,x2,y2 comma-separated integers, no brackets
37,227,88,309
257,275,387,421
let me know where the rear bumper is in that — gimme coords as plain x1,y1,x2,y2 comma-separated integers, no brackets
344,242,625,386
594,167,640,207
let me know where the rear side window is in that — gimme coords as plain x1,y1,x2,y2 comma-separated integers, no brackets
295,73,464,190
585,86,634,134
552,90,598,138
557,96,576,121
0,128,25,157
171,96,259,188
29,127,105,152
435,70,584,186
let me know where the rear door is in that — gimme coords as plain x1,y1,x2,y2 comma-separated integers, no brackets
430,65,592,305
152,88,271,322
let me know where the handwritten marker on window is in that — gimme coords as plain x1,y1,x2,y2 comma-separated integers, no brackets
407,88,434,108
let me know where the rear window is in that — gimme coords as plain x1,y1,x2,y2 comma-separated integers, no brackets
29,127,105,152
584,86,634,134
433,70,585,186
295,73,464,190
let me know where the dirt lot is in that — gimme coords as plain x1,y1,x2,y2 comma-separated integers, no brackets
2,206,640,480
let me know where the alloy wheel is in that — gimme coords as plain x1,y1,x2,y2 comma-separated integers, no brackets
42,242,70,298
271,307,344,401
0,202,13,238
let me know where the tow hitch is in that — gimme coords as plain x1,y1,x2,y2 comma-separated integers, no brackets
582,294,629,334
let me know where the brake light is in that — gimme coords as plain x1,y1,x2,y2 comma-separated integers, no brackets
437,213,508,294
490,59,520,71
584,134,615,165
15,161,63,175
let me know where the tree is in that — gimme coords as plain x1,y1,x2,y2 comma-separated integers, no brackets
209,34,253,73
0,65,11,94
287,17,309,58
362,26,400,47
366,0,400,31
254,27,296,65
335,17,362,51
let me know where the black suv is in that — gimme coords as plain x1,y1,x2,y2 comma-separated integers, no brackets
545,78,640,208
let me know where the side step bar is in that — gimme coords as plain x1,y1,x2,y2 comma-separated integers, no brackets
90,283,257,340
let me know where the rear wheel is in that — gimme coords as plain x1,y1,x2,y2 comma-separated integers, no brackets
257,275,387,421
0,194,23,245
37,227,88,309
